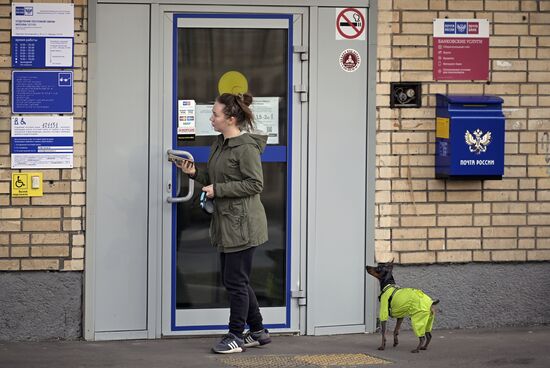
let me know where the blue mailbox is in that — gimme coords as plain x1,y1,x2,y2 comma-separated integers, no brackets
435,94,505,179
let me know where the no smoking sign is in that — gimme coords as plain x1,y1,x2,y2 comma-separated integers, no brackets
336,8,366,40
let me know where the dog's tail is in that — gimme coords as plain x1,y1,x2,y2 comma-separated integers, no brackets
432,299,440,305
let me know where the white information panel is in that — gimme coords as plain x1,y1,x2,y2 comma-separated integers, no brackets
12,3,74,37
11,116,74,169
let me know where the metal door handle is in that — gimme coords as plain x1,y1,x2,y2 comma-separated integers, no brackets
167,149,195,203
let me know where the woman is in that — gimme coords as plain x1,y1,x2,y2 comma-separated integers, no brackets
176,93,271,354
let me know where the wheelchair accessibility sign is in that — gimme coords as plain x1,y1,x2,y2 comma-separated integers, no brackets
12,172,43,197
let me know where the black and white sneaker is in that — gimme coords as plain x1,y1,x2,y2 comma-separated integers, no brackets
212,333,245,354
243,329,271,347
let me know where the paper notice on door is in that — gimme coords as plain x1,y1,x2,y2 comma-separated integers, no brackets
195,104,218,136
251,97,279,144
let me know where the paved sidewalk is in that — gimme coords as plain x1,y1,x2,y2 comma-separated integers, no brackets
0,326,548,368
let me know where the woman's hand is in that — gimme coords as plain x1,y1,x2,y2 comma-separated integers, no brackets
202,184,215,198
175,159,196,177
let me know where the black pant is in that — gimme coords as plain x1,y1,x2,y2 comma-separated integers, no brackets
220,247,264,338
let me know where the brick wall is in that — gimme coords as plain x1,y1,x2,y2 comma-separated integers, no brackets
376,0,550,264
0,0,87,271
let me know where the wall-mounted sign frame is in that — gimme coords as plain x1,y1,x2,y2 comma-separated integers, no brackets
11,2,74,68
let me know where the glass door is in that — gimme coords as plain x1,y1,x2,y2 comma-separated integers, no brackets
162,10,302,335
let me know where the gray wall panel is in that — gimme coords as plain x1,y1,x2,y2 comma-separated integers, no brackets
95,3,150,332
0,272,82,341
312,7,368,328
380,263,550,331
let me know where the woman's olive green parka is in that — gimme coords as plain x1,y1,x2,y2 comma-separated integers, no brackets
193,133,269,253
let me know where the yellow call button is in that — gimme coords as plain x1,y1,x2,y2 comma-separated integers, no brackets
12,172,43,197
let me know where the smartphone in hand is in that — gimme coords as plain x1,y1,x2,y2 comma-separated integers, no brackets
168,153,194,165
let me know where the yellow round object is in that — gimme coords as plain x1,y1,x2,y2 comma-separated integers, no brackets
218,71,248,95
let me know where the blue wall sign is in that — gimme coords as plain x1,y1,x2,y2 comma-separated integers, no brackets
12,71,73,114
12,37,74,68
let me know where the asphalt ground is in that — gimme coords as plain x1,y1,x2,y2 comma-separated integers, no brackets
0,326,548,368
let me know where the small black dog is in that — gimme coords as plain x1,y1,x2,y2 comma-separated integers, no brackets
366,260,439,353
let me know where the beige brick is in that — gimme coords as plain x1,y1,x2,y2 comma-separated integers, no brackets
483,238,517,249
519,226,535,237
391,191,427,203
0,260,20,270
31,246,70,257
11,246,29,257
493,215,526,226
494,12,529,23
519,191,535,201
492,250,526,262
428,191,445,202
401,204,435,215
438,215,472,227
31,233,69,245
393,35,428,46
400,252,436,264
428,228,444,238
379,216,400,228
22,207,62,218
447,239,481,250
392,240,426,251
531,25,550,35
528,250,550,261
520,48,537,59
401,23,433,34
72,247,84,259
62,259,84,271
392,180,428,191
72,234,85,246
393,47,428,58
0,208,21,218
428,239,445,250
474,216,491,226
528,203,550,213
519,239,535,249
401,11,437,22
491,72,527,83
483,191,518,201
474,203,491,214
473,251,491,262
21,259,59,270
483,227,518,238
446,181,482,190
393,228,427,239
401,216,436,227
31,194,70,206
63,220,82,231
378,204,399,215
437,251,472,263
447,227,481,238
536,238,550,249
446,191,482,202
448,84,484,94
376,228,391,241
528,214,550,225
448,0,483,10
489,48,518,59
438,12,475,19
395,0,428,9
521,1,538,11
438,204,472,215
22,220,61,232
10,234,29,244
64,206,82,218
0,220,21,231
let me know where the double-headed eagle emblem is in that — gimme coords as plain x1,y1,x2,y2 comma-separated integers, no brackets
464,129,491,154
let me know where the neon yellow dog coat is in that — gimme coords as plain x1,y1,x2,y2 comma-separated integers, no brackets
379,285,435,337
